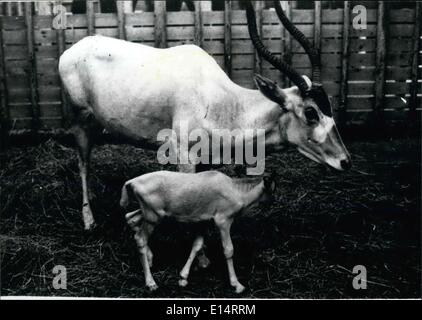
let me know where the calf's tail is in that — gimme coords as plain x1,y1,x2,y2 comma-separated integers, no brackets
120,182,133,208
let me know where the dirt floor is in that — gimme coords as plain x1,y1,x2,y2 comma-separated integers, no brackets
0,137,420,298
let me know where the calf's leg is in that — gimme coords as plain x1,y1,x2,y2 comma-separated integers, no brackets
178,236,204,287
126,209,154,267
214,214,245,294
177,162,210,269
134,221,157,291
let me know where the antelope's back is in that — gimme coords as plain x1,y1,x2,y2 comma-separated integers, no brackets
58,36,231,142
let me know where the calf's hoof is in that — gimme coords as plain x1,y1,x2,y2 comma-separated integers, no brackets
178,278,188,287
198,255,210,269
147,283,158,292
234,283,245,294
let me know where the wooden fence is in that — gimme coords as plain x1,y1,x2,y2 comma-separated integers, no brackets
0,1,421,134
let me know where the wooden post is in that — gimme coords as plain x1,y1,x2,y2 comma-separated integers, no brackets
374,1,386,123
117,1,126,40
87,0,95,36
253,1,264,75
194,1,203,47
280,1,292,87
409,1,421,123
339,1,351,126
0,17,10,146
313,1,322,55
224,0,232,77
154,1,167,48
25,2,40,131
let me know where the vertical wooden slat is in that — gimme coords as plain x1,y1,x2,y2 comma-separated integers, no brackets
224,0,232,77
409,2,421,122
374,1,386,122
0,17,10,145
25,2,40,131
253,1,264,75
339,1,351,126
87,0,95,36
313,1,322,55
5,2,12,16
56,9,70,127
117,1,126,40
194,1,203,47
17,2,24,16
280,1,292,87
154,1,167,48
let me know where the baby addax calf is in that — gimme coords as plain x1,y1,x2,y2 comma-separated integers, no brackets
120,170,275,293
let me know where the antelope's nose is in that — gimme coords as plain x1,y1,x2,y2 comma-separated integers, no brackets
340,159,352,170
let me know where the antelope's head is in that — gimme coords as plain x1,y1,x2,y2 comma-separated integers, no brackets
246,1,351,171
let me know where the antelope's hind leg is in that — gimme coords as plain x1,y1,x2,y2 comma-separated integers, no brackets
72,124,95,230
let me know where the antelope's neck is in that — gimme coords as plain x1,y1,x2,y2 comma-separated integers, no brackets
233,86,287,149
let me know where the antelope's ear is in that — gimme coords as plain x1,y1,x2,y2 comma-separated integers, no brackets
254,74,287,106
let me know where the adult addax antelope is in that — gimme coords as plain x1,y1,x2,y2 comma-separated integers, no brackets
58,0,350,254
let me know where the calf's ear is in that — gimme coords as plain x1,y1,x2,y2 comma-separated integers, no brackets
263,176,276,193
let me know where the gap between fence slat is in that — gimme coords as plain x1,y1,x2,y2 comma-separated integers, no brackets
56,19,70,127
339,1,351,126
154,1,167,48
0,16,11,143
117,1,126,40
409,2,421,123
313,1,322,55
224,0,232,77
253,1,263,76
194,1,203,47
281,1,292,87
25,2,40,132
87,0,95,36
374,1,387,122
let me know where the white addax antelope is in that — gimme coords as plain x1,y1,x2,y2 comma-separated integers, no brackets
59,1,350,265
120,170,276,293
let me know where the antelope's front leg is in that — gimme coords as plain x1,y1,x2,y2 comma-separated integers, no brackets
134,222,157,291
178,236,204,287
215,214,245,294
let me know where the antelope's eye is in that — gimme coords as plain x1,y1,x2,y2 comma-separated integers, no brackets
304,107,319,123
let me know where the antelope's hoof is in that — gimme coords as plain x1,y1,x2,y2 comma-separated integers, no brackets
82,206,96,231
198,255,210,269
178,278,188,287
83,218,97,231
